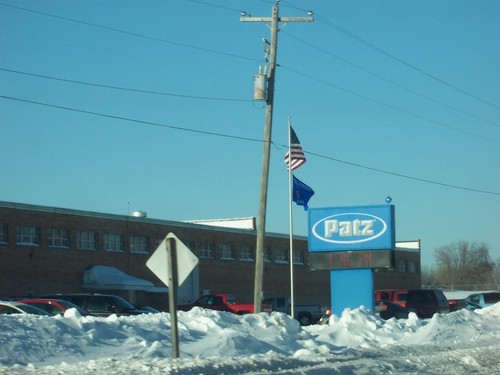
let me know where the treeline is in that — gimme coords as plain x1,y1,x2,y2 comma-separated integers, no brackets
421,240,500,290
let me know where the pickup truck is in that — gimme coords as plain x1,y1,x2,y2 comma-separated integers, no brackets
375,289,408,307
263,297,326,325
178,293,272,315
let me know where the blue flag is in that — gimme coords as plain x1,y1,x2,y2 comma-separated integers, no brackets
292,175,314,210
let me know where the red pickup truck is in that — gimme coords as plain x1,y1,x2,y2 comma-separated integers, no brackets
375,289,408,307
178,293,272,315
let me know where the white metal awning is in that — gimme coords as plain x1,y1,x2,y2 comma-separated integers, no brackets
82,265,167,293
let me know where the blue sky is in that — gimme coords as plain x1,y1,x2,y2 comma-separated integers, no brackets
1,0,499,268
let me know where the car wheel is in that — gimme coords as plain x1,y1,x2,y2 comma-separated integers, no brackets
298,314,311,326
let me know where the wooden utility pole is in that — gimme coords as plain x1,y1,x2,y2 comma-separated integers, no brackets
241,1,313,313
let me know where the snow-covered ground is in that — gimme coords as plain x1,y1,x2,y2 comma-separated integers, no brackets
1,303,499,374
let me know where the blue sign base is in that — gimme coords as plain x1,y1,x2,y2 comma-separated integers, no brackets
330,269,374,317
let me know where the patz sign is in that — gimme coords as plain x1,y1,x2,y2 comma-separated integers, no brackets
308,205,395,252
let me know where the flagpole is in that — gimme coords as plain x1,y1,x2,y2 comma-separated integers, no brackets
287,117,295,321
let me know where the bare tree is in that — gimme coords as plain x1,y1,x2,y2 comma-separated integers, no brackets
434,241,494,286
421,265,438,286
492,258,500,288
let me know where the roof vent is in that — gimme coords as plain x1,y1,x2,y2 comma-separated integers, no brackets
131,211,147,218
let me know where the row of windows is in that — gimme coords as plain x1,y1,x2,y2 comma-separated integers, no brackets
0,224,306,264
193,240,304,264
0,224,150,253
396,259,418,273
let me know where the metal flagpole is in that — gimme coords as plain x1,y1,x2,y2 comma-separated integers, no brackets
288,117,295,320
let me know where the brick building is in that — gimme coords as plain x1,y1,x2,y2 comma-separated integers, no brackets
0,201,421,311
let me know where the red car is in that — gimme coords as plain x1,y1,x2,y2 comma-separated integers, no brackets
178,293,272,315
17,298,88,316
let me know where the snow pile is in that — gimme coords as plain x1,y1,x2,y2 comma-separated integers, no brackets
0,304,499,374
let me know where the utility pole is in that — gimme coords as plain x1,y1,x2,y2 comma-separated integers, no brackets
241,1,313,313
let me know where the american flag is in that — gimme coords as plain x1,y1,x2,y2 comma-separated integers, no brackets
284,126,306,171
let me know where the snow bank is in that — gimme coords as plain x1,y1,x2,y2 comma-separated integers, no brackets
1,304,499,374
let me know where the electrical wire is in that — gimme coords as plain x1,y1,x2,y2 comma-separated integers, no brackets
1,93,498,196
0,65,500,143
0,2,257,63
279,65,499,144
0,94,261,143
2,2,497,142
0,68,251,103
280,0,500,112
314,14,500,112
280,30,500,129
1,64,496,142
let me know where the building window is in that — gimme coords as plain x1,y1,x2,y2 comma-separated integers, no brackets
0,224,7,244
153,238,163,249
130,236,148,253
104,233,124,252
239,245,253,261
199,242,215,258
264,248,272,263
293,249,304,265
77,231,97,250
47,228,70,248
397,259,406,272
15,226,40,246
408,261,417,273
219,243,235,260
275,248,288,264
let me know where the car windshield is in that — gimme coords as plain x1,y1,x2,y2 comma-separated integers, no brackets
484,293,500,304
109,296,136,310
17,304,51,316
225,294,236,304
57,300,88,315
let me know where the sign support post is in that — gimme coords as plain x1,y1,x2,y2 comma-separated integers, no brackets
330,268,374,316
147,233,198,360
166,237,180,359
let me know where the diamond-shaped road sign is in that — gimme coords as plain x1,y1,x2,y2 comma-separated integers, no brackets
146,232,199,287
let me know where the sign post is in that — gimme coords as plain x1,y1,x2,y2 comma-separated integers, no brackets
146,233,199,359
166,237,179,358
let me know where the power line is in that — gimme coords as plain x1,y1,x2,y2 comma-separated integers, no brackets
3,2,497,141
2,2,498,143
2,64,497,143
305,149,500,196
316,15,500,112
0,2,257,63
280,65,499,144
186,0,243,13
281,1,500,111
1,94,498,196
281,30,500,129
0,94,261,143
0,68,251,103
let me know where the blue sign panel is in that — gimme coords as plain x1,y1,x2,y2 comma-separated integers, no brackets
308,205,395,252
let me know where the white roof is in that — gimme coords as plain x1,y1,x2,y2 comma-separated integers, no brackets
82,265,167,292
184,217,256,230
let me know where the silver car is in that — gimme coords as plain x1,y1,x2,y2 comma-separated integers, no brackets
0,301,51,316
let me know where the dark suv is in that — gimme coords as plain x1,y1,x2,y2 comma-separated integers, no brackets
43,293,149,317
405,289,450,318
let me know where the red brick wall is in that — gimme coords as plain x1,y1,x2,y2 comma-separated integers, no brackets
0,203,420,310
